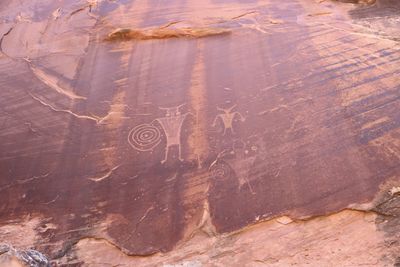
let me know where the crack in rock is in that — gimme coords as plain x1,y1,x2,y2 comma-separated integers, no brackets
30,65,87,100
0,25,15,58
88,165,122,182
28,93,102,124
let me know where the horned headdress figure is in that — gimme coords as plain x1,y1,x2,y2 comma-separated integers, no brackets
212,104,245,135
128,104,192,163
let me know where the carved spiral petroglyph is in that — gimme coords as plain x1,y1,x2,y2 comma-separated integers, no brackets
211,161,231,178
128,124,162,151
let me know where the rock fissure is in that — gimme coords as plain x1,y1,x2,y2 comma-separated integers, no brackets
28,93,107,124
29,65,87,100
87,164,122,182
0,25,15,58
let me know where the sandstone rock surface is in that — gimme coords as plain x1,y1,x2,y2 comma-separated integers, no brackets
0,0,399,266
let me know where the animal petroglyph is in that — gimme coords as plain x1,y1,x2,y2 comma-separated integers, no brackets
210,154,256,194
236,155,257,194
212,105,245,135
128,104,192,163
209,139,260,194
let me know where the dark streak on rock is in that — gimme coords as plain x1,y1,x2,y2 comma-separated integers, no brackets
0,25,14,58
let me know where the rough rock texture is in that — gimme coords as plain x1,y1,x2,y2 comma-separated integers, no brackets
56,211,390,266
0,0,399,266
0,244,50,267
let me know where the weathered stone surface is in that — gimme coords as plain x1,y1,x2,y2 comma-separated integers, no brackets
56,210,390,266
0,244,50,267
0,0,399,265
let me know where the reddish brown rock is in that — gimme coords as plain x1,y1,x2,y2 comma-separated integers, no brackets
0,0,399,265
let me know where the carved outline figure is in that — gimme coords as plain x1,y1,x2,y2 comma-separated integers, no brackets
154,104,192,163
212,104,245,135
128,104,192,163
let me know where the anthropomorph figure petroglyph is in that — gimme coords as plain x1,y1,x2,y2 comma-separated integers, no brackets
212,105,245,135
154,104,192,163
128,104,192,163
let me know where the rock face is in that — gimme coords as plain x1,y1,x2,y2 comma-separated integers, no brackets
0,245,50,267
0,0,399,266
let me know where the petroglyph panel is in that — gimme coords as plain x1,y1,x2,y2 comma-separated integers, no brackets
1,0,400,264
128,105,193,164
155,105,193,163
128,124,162,151
212,105,245,136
